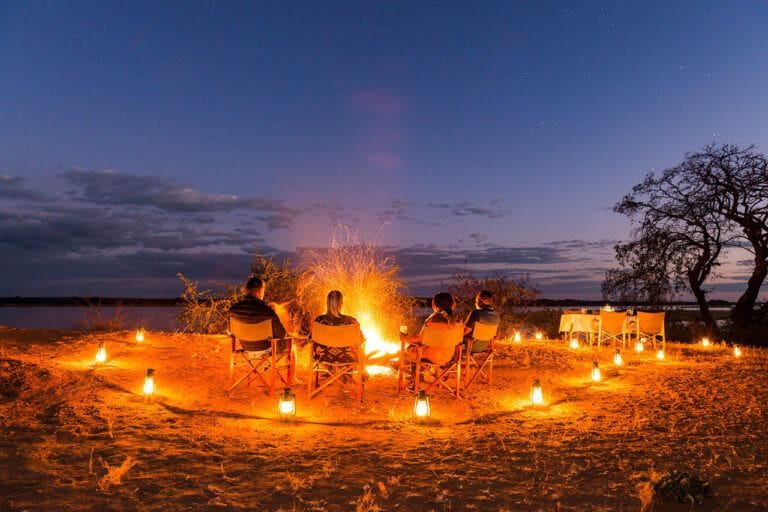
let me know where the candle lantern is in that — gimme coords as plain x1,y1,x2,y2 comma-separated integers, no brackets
656,349,665,360
513,331,521,343
534,331,543,341
613,349,623,366
399,325,408,335
278,388,296,418
135,329,145,342
95,341,107,364
733,345,742,358
702,337,711,347
634,339,644,353
143,368,155,396
569,338,580,350
590,361,601,382
531,379,544,406
413,390,431,419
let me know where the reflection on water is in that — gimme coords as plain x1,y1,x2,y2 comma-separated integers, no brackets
0,306,181,330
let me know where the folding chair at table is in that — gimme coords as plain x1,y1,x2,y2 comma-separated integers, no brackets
597,310,629,348
398,323,465,399
636,311,666,349
308,321,366,402
228,317,293,396
463,321,499,394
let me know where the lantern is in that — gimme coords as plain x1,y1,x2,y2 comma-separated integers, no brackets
656,349,665,360
413,390,431,419
513,331,522,343
143,368,155,396
613,349,623,366
534,331,543,341
634,339,644,353
733,345,742,358
590,361,601,382
701,337,711,347
531,379,544,406
278,388,296,418
95,341,107,364
135,329,145,342
399,325,408,334
569,338,580,350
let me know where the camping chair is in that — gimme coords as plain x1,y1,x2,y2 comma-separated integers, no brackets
228,317,293,396
398,323,465,398
308,322,366,402
463,321,499,394
636,311,666,349
597,310,629,348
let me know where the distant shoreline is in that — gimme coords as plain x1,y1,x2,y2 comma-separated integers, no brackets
0,296,734,308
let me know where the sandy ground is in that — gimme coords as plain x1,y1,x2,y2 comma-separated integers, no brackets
1,327,767,512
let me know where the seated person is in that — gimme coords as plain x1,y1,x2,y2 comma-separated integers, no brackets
463,290,501,352
312,290,364,364
401,292,460,366
228,276,289,353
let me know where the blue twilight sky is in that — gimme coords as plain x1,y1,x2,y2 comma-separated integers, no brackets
1,1,767,298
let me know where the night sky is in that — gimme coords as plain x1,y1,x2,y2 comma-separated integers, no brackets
1,1,767,298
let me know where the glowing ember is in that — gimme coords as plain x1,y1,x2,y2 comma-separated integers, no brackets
569,338,580,350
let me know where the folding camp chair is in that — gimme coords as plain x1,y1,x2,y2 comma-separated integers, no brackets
228,317,293,396
636,311,666,349
463,321,499,394
398,323,464,398
308,321,366,402
597,310,629,348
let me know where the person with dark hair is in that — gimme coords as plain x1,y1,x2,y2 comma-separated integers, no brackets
312,290,363,363
463,290,501,352
401,291,459,365
228,276,287,352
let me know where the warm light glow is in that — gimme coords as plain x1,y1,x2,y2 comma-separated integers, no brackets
733,345,742,358
143,368,155,396
531,379,543,405
613,349,623,366
278,388,296,418
513,331,521,343
590,362,601,382
569,338,580,350
656,349,665,360
399,324,408,334
95,342,107,364
634,340,644,353
702,337,711,347
357,311,400,375
534,332,543,340
413,390,431,419
135,329,145,342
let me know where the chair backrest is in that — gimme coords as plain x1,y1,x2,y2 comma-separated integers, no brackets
637,311,665,334
471,321,498,342
311,321,364,348
422,323,465,348
599,310,627,334
229,317,273,342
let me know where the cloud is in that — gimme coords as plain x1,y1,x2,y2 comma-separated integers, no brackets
64,169,303,228
427,201,509,219
0,175,52,202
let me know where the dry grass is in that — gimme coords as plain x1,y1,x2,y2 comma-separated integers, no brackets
1,329,767,511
